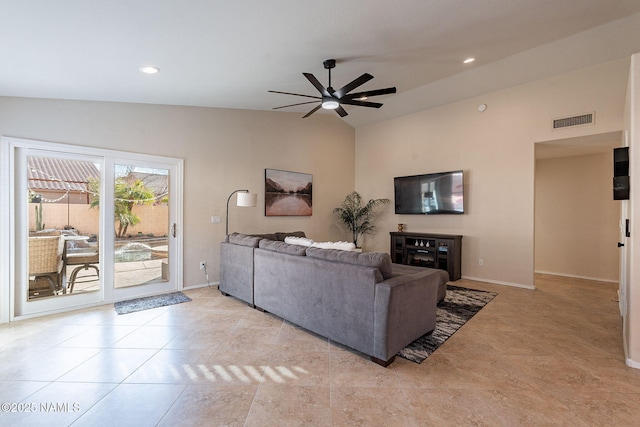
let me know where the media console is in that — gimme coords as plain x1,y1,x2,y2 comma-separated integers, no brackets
390,232,462,281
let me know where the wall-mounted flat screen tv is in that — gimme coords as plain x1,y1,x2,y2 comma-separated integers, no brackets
394,170,464,214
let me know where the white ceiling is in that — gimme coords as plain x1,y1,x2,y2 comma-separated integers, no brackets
3,1,640,127
535,132,622,160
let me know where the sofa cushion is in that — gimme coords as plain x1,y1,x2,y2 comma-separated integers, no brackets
251,233,278,240
227,232,262,248
259,239,307,256
275,231,306,241
305,247,393,279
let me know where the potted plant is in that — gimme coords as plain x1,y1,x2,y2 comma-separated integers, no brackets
334,191,389,248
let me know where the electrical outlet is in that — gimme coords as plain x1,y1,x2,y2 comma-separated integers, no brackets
199,261,206,270
478,258,484,266
211,216,221,224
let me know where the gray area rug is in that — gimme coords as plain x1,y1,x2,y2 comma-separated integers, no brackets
114,291,192,315
398,285,497,363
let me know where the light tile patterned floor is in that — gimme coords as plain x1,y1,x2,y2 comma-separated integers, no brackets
1,274,639,426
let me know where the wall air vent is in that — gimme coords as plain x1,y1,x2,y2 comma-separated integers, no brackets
552,112,595,130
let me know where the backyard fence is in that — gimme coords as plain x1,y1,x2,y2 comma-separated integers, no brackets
29,204,169,237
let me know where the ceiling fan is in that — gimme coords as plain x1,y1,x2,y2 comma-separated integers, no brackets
269,59,396,118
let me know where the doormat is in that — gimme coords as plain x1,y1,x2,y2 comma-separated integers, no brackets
114,291,192,315
398,285,497,363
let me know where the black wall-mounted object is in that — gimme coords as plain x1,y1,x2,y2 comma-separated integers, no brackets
613,147,630,200
614,147,629,176
626,218,631,238
614,176,630,200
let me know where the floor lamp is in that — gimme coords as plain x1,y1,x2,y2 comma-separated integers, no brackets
226,189,258,235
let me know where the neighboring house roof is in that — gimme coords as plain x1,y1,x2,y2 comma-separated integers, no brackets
28,157,99,193
29,158,168,203
126,172,169,201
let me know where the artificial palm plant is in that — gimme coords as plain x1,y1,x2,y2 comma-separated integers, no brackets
334,191,389,247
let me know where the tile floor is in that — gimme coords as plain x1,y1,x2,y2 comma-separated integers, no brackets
1,274,639,426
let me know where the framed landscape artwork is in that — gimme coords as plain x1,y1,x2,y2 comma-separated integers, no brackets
265,169,312,216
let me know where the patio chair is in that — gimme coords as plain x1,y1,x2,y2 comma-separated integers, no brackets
28,235,65,296
66,243,99,293
30,229,62,237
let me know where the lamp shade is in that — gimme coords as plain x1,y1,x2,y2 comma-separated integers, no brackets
226,189,257,235
236,192,257,207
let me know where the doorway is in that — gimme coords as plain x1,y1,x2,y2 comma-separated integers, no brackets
1,136,183,319
534,131,622,283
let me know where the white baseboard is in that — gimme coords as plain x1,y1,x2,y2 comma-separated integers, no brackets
183,282,219,290
534,270,618,284
461,275,535,290
626,357,640,369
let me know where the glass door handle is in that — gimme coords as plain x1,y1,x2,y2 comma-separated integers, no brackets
171,223,176,238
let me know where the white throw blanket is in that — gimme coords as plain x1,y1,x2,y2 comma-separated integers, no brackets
284,236,356,251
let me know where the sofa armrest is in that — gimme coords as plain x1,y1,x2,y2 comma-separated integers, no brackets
372,270,440,361
220,241,256,305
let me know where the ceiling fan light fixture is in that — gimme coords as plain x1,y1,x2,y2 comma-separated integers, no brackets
321,98,339,110
270,60,396,118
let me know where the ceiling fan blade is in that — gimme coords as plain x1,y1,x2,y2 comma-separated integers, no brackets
340,99,383,108
273,101,320,110
334,73,374,99
342,87,397,100
303,73,330,97
335,105,348,117
268,90,321,100
302,104,322,118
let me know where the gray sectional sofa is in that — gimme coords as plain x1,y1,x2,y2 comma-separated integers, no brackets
219,231,306,307
219,232,449,366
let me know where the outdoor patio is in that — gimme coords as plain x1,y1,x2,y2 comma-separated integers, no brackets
29,257,167,299
68,258,167,293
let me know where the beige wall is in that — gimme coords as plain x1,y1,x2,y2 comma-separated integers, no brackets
1,98,355,287
355,58,629,288
534,153,619,282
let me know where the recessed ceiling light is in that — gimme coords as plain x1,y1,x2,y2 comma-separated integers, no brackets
139,66,160,74
463,58,475,64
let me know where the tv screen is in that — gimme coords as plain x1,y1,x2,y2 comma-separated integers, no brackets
394,170,464,214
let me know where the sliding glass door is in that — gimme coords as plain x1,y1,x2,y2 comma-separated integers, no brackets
14,148,104,315
2,137,183,319
107,158,179,301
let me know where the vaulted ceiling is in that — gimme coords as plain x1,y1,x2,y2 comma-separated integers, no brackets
3,1,640,127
